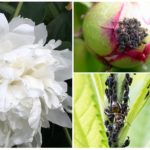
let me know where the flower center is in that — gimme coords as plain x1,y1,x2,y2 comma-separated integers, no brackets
116,18,148,51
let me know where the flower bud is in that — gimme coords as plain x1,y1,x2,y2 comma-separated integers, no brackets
83,2,150,68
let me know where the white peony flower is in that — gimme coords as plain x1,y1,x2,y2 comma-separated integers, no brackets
0,13,72,147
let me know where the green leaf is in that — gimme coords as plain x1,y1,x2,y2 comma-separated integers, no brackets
19,2,47,24
0,3,15,15
44,2,67,25
74,74,109,148
118,74,150,146
128,99,150,147
47,12,72,42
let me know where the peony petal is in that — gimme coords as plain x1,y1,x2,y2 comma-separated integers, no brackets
0,66,16,80
44,90,61,109
0,122,8,146
10,123,35,146
22,76,44,91
9,16,35,31
55,67,72,81
42,119,50,128
0,82,18,112
46,80,65,96
28,99,41,129
54,49,72,81
34,23,47,44
12,104,30,119
0,112,6,121
7,112,27,130
2,32,35,50
0,13,9,36
8,81,26,99
46,109,72,128
13,24,34,35
31,129,42,147
45,40,62,50
62,95,72,113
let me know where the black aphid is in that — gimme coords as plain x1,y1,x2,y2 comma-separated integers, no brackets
116,18,148,51
104,74,133,147
122,137,130,147
145,91,150,99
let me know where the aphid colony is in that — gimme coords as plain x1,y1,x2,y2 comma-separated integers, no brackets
104,74,132,147
116,18,148,51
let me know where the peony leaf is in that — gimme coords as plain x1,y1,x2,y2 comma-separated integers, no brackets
128,99,150,147
118,74,150,146
74,74,109,148
0,3,15,15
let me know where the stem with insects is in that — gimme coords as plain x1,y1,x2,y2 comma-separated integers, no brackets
118,77,150,145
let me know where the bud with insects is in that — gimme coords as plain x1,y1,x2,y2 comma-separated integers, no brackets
83,2,150,68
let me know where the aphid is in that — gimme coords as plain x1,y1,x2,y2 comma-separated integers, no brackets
128,78,133,85
147,84,150,89
106,131,109,137
108,141,112,147
121,103,128,114
105,120,109,127
124,90,129,97
126,73,130,79
108,125,113,131
105,89,110,101
122,137,130,147
124,84,129,92
123,96,129,103
144,91,150,99
112,94,117,102
116,18,148,51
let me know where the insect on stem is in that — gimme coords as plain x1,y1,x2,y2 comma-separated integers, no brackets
104,73,133,147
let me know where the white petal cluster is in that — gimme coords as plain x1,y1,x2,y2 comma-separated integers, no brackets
0,13,72,147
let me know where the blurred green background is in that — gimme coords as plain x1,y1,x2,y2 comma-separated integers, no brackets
74,2,150,72
0,2,72,147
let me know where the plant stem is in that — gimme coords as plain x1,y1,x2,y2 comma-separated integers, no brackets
14,2,23,17
64,128,72,146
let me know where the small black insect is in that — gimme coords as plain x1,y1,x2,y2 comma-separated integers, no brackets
144,91,150,99
105,120,109,127
108,125,113,132
116,18,148,51
122,137,130,147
